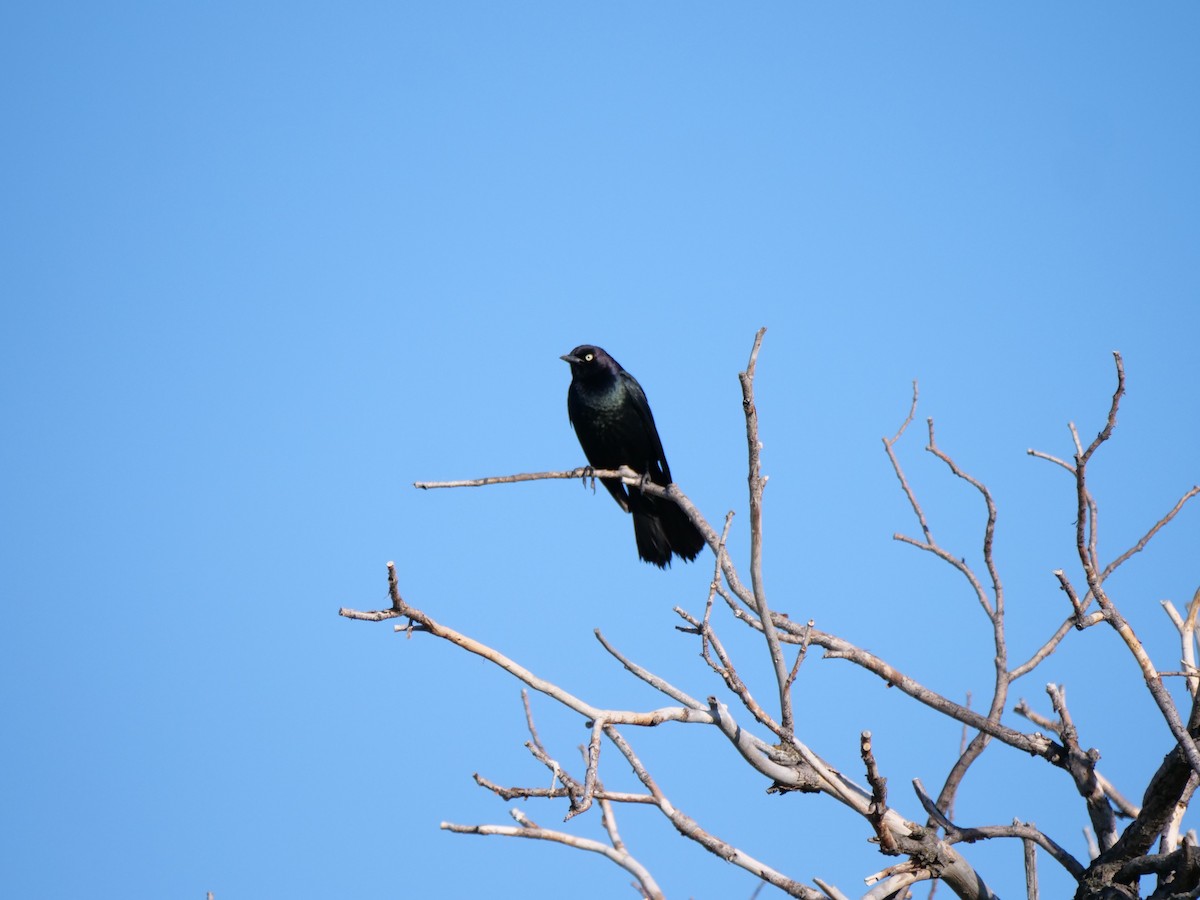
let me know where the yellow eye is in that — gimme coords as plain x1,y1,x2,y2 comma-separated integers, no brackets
584,352,594,362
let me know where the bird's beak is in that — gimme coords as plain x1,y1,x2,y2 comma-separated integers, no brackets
560,354,580,364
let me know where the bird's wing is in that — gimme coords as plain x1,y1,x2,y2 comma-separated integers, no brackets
621,372,673,484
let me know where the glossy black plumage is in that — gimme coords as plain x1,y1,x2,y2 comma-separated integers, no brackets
561,345,705,568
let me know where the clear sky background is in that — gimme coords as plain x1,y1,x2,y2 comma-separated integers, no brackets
3,5,1198,899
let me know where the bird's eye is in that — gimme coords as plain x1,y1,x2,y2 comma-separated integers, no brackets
584,352,594,362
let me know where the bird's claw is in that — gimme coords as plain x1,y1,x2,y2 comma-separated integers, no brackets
580,465,597,494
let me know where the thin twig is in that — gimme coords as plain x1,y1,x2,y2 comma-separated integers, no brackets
472,772,654,805
882,381,933,545
701,512,737,662
441,820,666,899
784,622,813,697
594,631,706,710
415,468,614,490
1010,614,1103,680
522,689,547,755
1013,699,1059,734
1102,486,1200,582
1095,771,1140,820
925,417,1003,622
1027,448,1075,473
1054,570,1089,629
811,878,852,900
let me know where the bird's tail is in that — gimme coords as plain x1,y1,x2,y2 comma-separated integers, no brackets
658,496,706,562
630,495,705,568
632,509,673,568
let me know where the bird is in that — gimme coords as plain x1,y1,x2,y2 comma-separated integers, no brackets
561,344,706,568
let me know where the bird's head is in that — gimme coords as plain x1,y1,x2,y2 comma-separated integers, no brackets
560,345,615,377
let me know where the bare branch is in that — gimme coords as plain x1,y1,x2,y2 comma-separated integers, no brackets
918,418,1014,818
594,630,706,710
1010,615,1103,680
784,621,813,697
1084,701,1200,884
863,868,933,899
888,380,919,444
676,606,787,739
891,531,993,616
1047,683,1118,851
1095,772,1140,820
882,381,933,545
441,820,665,900
415,467,612,490
472,772,654,805
1023,826,1039,900
1099,614,1200,781
524,736,583,810
1102,486,1200,581
925,416,1004,622
1161,772,1200,854
1054,569,1091,630
522,689,547,755
337,606,406,622
603,724,826,899
1047,355,1200,782
1069,421,1084,460
737,327,793,741
1013,699,1060,734
597,793,626,852
882,390,1026,827
860,731,899,855
812,878,852,900
1026,447,1075,472
912,779,1085,880
805,626,1060,761
702,512,737,656
562,718,605,821
341,565,716,729
416,461,767,629
1081,351,1125,464
954,823,1084,880
1164,588,1200,697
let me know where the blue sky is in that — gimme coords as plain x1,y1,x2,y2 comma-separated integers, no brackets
3,4,1198,899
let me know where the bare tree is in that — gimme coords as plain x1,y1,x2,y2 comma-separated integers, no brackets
341,329,1198,900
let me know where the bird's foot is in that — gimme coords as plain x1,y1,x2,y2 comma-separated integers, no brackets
638,472,653,493
580,465,597,494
